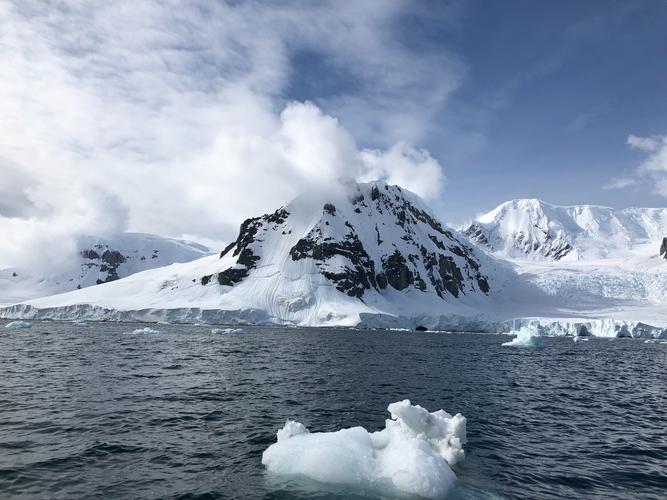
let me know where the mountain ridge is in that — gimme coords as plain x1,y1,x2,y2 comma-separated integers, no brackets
0,233,211,304
1,181,514,326
462,198,667,261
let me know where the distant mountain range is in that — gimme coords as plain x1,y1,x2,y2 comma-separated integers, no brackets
0,233,210,304
2,185,667,336
461,198,667,261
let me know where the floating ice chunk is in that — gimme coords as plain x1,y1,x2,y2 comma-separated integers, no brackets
502,325,545,348
130,327,162,335
211,328,244,334
573,336,589,343
5,320,32,329
72,319,88,327
262,399,466,499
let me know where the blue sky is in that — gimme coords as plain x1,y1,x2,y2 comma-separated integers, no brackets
285,0,667,223
1,0,667,268
440,0,667,222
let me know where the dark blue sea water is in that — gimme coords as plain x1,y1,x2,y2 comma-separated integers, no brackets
0,321,665,499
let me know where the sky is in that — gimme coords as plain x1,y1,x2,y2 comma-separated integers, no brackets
1,0,667,271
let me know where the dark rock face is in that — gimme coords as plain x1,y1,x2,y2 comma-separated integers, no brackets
217,267,251,286
383,251,414,291
463,223,573,260
205,208,290,287
661,237,667,259
80,249,100,260
288,184,491,300
102,250,126,266
81,248,127,284
462,224,489,247
290,224,377,298
202,183,491,302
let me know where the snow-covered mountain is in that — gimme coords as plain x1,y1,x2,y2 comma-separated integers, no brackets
0,233,211,304
457,198,667,330
461,199,667,261
3,188,667,334
1,181,516,327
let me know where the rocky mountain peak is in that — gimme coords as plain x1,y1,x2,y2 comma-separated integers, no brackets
201,181,492,302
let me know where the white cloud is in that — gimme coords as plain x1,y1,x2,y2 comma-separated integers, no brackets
603,177,638,190
360,143,446,199
0,1,457,271
609,134,667,196
627,134,661,152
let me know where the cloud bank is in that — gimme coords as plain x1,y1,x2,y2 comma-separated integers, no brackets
0,0,459,271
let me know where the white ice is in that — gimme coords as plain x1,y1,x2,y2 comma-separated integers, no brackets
130,327,162,335
502,325,545,348
262,399,466,499
573,336,589,343
211,328,244,334
4,320,32,329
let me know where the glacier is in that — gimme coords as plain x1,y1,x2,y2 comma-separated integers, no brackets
261,400,466,499
1,183,667,336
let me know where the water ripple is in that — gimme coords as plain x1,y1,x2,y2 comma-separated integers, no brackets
0,322,666,499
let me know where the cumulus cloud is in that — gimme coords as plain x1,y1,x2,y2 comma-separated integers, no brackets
608,134,667,196
0,1,456,271
360,144,446,199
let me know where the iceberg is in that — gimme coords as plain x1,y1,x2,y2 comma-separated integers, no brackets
502,325,545,348
262,399,466,499
4,320,32,329
130,327,162,335
211,328,244,334
573,336,589,343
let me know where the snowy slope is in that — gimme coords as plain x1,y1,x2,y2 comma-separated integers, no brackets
461,199,667,261
457,199,667,330
0,233,211,304
1,181,517,327
4,190,667,334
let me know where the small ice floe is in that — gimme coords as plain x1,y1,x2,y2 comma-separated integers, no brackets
262,399,466,499
502,325,545,348
573,336,589,343
644,339,658,344
130,327,162,335
72,319,88,327
211,328,244,335
5,320,32,329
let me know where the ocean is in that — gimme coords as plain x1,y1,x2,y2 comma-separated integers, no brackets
0,321,665,499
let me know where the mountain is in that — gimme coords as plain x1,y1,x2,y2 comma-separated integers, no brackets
461,199,667,261
4,188,667,334
0,233,211,304
459,199,667,330
0,181,515,327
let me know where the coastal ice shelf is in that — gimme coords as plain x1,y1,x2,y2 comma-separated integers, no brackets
2,181,667,335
